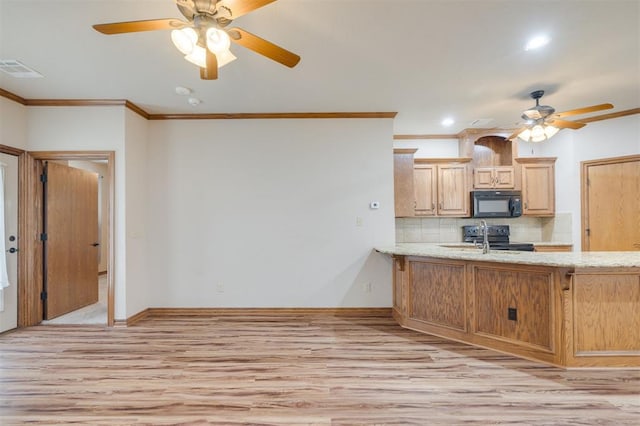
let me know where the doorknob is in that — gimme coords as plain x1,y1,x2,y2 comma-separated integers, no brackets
6,247,18,253
9,235,15,242
91,243,100,247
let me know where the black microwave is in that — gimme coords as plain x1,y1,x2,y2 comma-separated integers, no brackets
471,190,522,218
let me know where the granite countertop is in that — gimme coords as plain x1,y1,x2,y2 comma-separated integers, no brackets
375,243,640,268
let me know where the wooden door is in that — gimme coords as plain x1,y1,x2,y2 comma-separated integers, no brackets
44,162,99,319
522,162,555,216
437,164,469,216
582,155,640,251
413,164,437,216
0,153,19,333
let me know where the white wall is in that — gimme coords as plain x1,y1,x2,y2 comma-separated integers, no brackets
394,138,459,158
124,108,149,317
518,114,640,249
146,118,395,308
0,97,27,149
26,106,129,319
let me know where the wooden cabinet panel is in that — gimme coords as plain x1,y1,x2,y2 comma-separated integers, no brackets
437,164,469,216
394,149,417,217
473,166,514,189
413,164,437,216
473,168,495,188
393,256,407,315
473,266,554,351
413,161,470,217
409,259,466,331
494,167,515,188
521,160,555,216
534,245,572,252
572,273,640,354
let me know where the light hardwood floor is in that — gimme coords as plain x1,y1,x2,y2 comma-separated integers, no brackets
0,313,638,425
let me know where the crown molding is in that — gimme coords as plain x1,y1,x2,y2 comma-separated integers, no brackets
147,112,398,120
1,87,637,125
393,134,459,140
0,88,27,105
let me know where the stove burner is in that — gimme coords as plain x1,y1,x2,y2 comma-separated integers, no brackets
462,225,535,251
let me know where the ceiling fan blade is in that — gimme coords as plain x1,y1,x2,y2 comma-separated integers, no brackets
547,118,586,130
93,19,187,35
200,50,218,80
227,27,300,68
217,0,277,19
554,103,613,118
507,127,527,140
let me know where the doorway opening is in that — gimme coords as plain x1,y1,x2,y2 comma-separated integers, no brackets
19,151,115,327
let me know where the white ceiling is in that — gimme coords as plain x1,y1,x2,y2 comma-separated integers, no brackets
1,0,638,134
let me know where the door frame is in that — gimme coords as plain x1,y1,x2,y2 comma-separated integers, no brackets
19,151,115,326
0,144,24,332
580,154,640,251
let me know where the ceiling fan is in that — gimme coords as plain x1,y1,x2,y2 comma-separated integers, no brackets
507,90,613,142
92,0,301,80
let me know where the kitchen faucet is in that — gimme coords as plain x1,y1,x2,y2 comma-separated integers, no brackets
479,220,490,254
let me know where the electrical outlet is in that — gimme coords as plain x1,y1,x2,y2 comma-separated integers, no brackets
216,282,225,293
356,217,363,227
363,282,372,293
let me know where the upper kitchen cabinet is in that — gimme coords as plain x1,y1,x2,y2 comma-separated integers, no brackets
414,158,471,217
474,166,515,189
394,149,418,217
459,132,516,190
516,157,556,216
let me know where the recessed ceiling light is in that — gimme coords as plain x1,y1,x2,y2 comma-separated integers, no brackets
175,86,192,95
441,117,455,127
525,35,551,51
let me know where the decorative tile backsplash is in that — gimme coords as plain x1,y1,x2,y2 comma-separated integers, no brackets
396,213,572,244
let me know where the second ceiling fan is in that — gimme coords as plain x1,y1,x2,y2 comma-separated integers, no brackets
508,90,613,142
93,0,301,80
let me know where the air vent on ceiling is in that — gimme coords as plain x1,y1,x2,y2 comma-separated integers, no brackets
0,59,43,78
470,118,494,127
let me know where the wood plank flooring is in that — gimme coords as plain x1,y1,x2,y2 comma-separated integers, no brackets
1,313,639,425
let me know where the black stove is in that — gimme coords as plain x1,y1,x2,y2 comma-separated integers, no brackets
462,225,534,252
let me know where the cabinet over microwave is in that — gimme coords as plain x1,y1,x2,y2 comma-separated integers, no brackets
471,190,522,218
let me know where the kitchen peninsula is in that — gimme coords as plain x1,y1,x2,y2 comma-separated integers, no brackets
376,243,640,368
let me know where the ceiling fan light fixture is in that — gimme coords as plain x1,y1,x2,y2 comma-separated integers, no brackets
171,27,199,55
184,45,207,68
206,27,231,53
216,49,237,68
517,123,559,143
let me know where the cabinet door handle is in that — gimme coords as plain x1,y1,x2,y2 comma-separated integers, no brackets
431,203,435,210
439,203,443,210
524,202,528,209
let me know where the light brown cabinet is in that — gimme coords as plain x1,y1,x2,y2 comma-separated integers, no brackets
414,159,470,217
391,254,640,368
534,244,572,252
473,166,515,189
413,164,437,216
393,149,417,217
518,157,556,216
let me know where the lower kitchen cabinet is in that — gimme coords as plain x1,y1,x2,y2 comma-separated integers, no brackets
391,254,640,368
